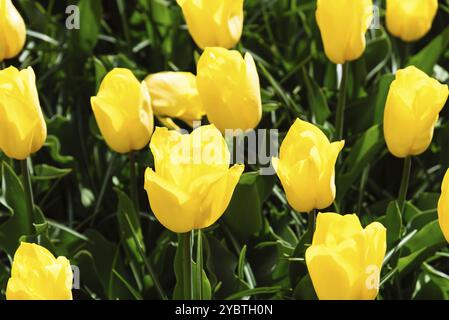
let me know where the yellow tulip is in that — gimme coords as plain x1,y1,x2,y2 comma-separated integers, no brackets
144,125,244,233
176,0,244,49
196,47,262,133
386,0,438,42
438,169,449,243
91,68,154,154
0,0,26,61
0,66,46,160
144,72,205,126
315,0,373,64
6,242,73,300
384,66,448,158
272,119,344,213
306,213,387,300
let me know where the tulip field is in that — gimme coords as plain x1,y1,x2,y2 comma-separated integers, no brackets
2,0,449,302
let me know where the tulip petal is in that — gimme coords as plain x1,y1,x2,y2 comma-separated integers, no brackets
306,245,359,300
144,168,195,233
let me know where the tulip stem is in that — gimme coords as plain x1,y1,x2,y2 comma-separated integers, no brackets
196,229,203,300
307,210,316,241
129,152,139,211
20,159,35,228
181,232,194,300
397,157,412,213
335,63,349,141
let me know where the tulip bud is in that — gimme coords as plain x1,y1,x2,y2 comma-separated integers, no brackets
306,213,387,300
315,0,373,64
384,66,449,158
144,125,244,233
0,66,47,160
91,68,154,154
144,72,205,126
196,47,262,133
272,119,344,213
438,169,449,243
6,242,73,300
386,0,438,42
176,0,244,49
0,0,26,61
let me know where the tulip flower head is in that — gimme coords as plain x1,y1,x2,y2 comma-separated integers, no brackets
145,72,205,126
91,68,154,154
196,47,262,133
315,0,373,64
384,66,449,158
176,0,244,49
438,169,449,243
306,213,387,300
6,242,73,300
0,66,47,160
272,119,344,213
386,0,438,42
0,0,26,61
144,125,244,233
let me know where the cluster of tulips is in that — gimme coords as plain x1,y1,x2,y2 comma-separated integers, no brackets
0,0,448,300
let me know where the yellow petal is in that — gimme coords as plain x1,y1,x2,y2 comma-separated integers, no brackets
386,0,438,42
197,47,262,132
91,68,154,153
177,0,243,49
6,242,73,300
316,0,373,64
0,0,26,60
0,67,46,159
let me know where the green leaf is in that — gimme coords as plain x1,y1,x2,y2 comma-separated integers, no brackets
302,67,330,124
237,245,247,281
293,274,317,300
398,220,446,277
385,201,402,249
74,0,103,53
173,233,192,300
44,135,74,164
32,164,72,181
0,162,34,255
82,229,135,299
225,286,283,300
115,188,144,264
223,172,275,241
337,125,385,201
408,25,449,75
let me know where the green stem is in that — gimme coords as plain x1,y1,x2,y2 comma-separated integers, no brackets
129,152,138,212
307,210,316,241
335,63,350,141
182,232,193,300
397,157,412,213
124,214,167,300
21,159,35,226
196,229,203,300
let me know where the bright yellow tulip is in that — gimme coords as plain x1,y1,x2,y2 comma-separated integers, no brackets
315,0,373,64
196,47,262,133
0,66,46,160
438,169,449,243
306,213,387,300
6,242,73,300
176,0,244,49
144,125,244,233
0,0,26,61
386,0,438,42
272,119,344,213
384,66,448,158
91,68,154,154
144,72,205,126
